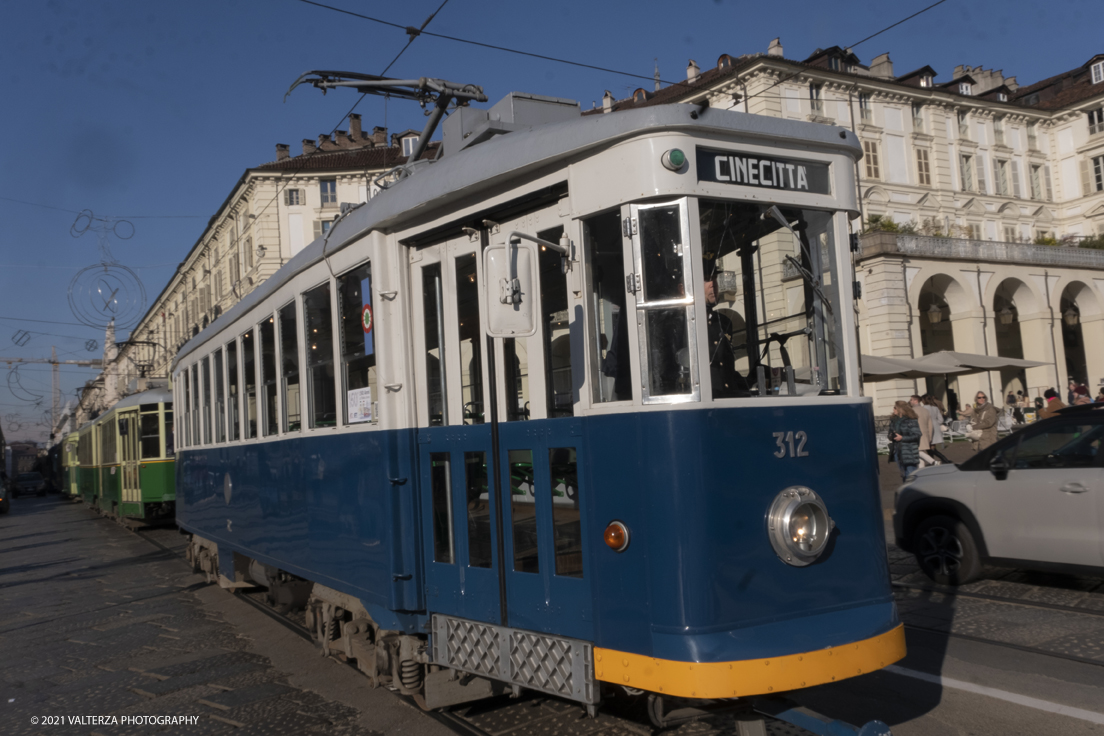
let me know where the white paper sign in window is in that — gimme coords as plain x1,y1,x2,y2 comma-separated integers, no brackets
347,386,373,424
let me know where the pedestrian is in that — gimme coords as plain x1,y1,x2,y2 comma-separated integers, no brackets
1073,383,1090,402
889,401,922,480
1038,388,1067,420
922,395,945,449
1068,379,1078,405
910,394,935,466
970,391,999,451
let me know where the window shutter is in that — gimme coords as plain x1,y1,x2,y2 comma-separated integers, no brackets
1011,160,1022,198
975,156,987,194
992,160,1001,194
313,220,323,240
1081,158,1093,197
1044,164,1054,201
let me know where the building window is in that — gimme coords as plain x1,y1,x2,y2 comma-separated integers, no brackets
313,219,334,240
959,154,975,192
1092,61,1104,85
965,223,980,240
994,159,1010,196
920,75,932,88
859,93,872,123
958,111,969,139
809,83,823,115
997,92,1008,102
1089,108,1104,136
959,82,972,96
402,136,418,157
1044,164,1054,201
284,188,302,206
993,118,1005,145
320,179,337,207
1030,164,1043,200
916,148,931,186
1003,226,1017,242
1027,124,1038,150
1084,155,1104,194
911,103,924,132
828,57,841,71
863,140,881,179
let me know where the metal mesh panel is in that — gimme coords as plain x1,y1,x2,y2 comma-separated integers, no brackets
510,632,575,697
444,618,501,677
432,615,596,703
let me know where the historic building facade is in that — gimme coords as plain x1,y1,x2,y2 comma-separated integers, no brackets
599,41,1104,413
76,118,424,424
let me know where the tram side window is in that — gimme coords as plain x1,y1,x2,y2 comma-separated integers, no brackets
140,405,161,459
226,339,239,441
165,409,174,457
303,283,337,428
103,417,117,465
78,433,92,466
455,254,484,425
337,262,376,424
635,202,694,400
509,449,539,573
260,317,278,436
430,453,454,564
583,212,631,403
279,302,301,432
182,370,192,447
242,330,257,438
190,364,200,445
549,447,583,578
464,452,492,568
201,355,212,445
422,263,448,426
214,349,226,443
538,226,573,418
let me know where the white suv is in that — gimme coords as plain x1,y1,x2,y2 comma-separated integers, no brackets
893,406,1104,585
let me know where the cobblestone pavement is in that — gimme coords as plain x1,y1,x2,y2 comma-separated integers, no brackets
0,495,451,736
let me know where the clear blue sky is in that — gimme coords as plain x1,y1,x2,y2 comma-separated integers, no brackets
0,0,1099,442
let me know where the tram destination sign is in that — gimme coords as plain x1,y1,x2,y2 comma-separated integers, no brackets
697,147,831,195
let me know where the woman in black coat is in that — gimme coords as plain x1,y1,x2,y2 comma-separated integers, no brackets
889,400,922,480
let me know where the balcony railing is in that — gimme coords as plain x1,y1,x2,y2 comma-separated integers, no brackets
859,232,1104,270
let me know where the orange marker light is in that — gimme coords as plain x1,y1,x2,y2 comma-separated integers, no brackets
604,521,629,552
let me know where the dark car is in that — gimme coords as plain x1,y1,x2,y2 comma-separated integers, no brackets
13,471,47,498
894,404,1104,585
0,473,8,514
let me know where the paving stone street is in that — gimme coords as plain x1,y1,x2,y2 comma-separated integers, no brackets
0,496,451,736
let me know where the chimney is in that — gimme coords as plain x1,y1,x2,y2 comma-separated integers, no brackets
318,133,333,150
302,138,317,155
768,38,783,57
349,113,362,140
870,53,894,80
371,126,388,146
602,90,614,113
686,59,701,83
275,143,289,161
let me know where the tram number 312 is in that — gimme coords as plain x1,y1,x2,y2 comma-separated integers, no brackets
773,431,810,458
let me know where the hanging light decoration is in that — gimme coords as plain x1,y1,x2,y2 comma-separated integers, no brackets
927,302,944,324
999,306,1015,325
1063,308,1080,326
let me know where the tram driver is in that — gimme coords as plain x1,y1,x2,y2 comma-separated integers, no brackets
703,265,750,398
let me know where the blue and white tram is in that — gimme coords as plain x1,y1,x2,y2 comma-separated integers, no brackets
173,91,904,714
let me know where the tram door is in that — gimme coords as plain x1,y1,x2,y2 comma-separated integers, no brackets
119,410,141,508
412,210,593,642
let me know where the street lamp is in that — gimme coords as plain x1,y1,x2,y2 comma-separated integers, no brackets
927,302,944,324
999,306,1015,325
1063,308,1080,326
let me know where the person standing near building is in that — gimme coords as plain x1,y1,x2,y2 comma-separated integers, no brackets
972,392,999,451
890,401,922,480
1039,388,1067,420
910,394,934,465
922,395,945,449
1067,379,1078,405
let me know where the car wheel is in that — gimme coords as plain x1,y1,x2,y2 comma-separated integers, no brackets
913,515,981,586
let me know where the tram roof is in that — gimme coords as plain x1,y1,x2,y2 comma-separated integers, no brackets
104,388,174,415
174,103,861,367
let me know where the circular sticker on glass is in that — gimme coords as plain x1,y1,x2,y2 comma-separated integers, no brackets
361,304,373,334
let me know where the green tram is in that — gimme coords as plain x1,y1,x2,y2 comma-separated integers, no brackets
62,431,80,498
75,387,176,522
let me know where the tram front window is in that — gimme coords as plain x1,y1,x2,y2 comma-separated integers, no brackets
698,199,844,397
